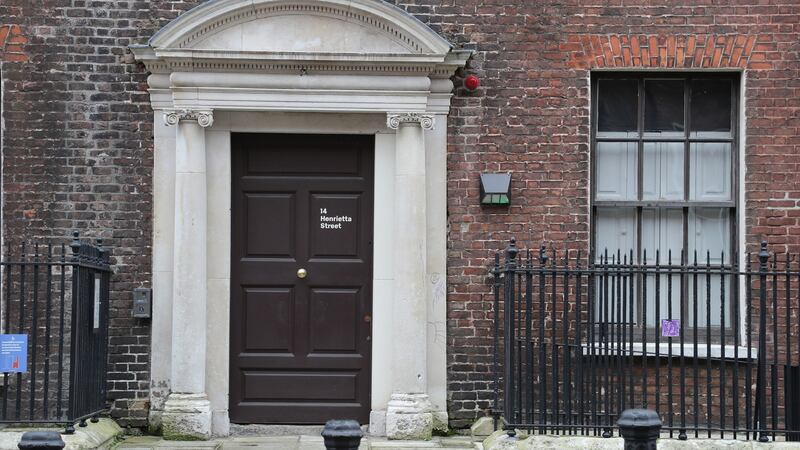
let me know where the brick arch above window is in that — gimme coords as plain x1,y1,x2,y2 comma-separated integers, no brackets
565,34,772,71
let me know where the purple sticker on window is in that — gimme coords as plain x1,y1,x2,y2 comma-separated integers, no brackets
661,319,681,338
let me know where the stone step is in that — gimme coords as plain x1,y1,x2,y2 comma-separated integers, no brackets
229,424,327,437
114,435,479,450
115,436,222,449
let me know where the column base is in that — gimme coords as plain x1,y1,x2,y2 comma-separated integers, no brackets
211,408,231,437
432,410,449,434
369,410,387,436
162,393,212,441
386,394,433,440
147,385,170,434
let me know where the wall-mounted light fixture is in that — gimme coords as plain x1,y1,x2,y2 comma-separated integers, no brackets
480,173,511,206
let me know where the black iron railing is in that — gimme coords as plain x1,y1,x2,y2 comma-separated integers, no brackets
491,238,800,442
0,232,111,433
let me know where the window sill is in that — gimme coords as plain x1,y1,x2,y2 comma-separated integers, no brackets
581,343,757,360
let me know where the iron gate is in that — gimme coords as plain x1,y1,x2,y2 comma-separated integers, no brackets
0,232,111,432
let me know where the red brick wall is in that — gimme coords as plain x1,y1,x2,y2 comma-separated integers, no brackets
2,0,799,431
386,0,800,428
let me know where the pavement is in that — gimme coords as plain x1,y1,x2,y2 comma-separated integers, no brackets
114,435,480,450
0,418,122,450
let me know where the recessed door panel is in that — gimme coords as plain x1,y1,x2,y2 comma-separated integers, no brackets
309,288,360,353
245,193,295,258
246,144,361,176
243,287,294,353
310,194,362,258
242,371,359,401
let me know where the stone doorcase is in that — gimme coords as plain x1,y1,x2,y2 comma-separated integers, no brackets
131,0,469,441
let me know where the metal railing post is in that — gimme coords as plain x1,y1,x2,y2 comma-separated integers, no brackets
756,241,769,442
503,238,518,436
18,431,65,449
618,409,661,450
492,252,501,430
65,232,82,434
321,420,363,450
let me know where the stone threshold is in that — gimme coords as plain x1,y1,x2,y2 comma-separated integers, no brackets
0,418,122,450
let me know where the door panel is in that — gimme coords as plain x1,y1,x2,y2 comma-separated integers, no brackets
242,287,294,353
244,194,296,258
230,133,374,424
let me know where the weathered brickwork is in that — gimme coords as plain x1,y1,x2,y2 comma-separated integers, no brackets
0,0,198,427
2,0,799,431
0,25,30,63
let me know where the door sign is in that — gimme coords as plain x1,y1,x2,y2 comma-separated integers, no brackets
319,208,353,230
0,334,28,373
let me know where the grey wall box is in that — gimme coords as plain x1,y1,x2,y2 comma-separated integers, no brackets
133,288,152,318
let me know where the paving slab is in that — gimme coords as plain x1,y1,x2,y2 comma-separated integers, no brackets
0,418,122,450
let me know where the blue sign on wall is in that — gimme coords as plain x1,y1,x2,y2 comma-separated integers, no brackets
0,334,27,373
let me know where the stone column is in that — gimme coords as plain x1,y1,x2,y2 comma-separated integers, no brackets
385,113,435,440
161,109,214,440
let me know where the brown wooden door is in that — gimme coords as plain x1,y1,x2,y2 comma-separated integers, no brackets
230,133,374,424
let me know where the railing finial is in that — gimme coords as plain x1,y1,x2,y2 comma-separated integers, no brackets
70,231,82,262
505,237,519,267
539,243,548,265
759,240,770,270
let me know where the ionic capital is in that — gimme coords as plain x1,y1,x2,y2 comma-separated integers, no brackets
163,109,214,128
387,113,435,131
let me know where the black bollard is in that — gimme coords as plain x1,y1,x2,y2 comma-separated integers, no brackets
321,420,363,450
18,431,65,450
617,409,662,450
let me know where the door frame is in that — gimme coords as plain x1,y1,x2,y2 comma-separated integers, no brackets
188,111,409,434
151,110,450,436
137,0,469,438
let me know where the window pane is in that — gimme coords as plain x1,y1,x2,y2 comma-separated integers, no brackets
689,208,730,264
643,142,684,201
597,79,638,135
641,208,683,264
644,79,684,134
595,142,637,200
690,79,732,138
594,208,636,329
642,208,683,327
690,142,731,201
689,208,731,328
595,207,636,261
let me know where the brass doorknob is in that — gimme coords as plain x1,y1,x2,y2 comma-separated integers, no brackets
297,268,307,279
